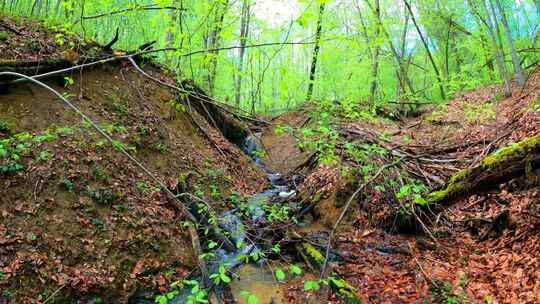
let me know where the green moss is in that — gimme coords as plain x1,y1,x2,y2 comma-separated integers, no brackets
480,134,540,169
0,31,8,41
449,168,470,184
0,59,18,66
302,243,325,266
425,134,540,205
329,277,362,304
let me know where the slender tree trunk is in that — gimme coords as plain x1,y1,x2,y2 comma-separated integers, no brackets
206,0,230,95
364,0,415,96
403,0,446,100
475,0,512,96
494,0,525,86
397,11,410,99
235,0,251,108
368,0,381,107
306,2,326,101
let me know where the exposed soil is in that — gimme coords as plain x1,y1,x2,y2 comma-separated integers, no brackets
0,17,265,303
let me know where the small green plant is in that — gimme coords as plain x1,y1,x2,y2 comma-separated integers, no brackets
37,150,52,162
209,184,220,200
55,127,75,136
60,179,75,193
26,232,37,242
0,119,13,135
33,130,57,143
464,102,496,123
239,291,259,304
63,76,75,87
288,264,302,276
303,280,321,291
86,186,117,205
137,181,161,194
0,31,8,41
155,280,208,304
209,265,231,285
91,218,105,229
0,163,25,174
0,271,6,279
275,268,286,281
153,143,168,152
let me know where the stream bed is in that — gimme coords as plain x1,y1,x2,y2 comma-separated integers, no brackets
170,133,296,304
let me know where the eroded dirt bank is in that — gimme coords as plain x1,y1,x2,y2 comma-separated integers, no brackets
0,17,266,303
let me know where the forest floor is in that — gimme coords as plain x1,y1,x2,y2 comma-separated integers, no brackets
1,16,540,304
277,76,540,303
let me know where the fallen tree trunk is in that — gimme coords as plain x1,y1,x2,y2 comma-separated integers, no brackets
425,133,540,205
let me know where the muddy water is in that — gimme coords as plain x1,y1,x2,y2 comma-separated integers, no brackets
228,264,288,304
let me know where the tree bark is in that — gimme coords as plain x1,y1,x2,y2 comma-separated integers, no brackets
363,0,416,96
475,0,512,96
235,0,251,108
368,0,381,107
426,134,540,206
493,0,525,87
206,0,230,95
403,0,446,100
306,2,326,101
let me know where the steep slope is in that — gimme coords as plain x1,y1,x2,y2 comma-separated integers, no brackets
0,17,265,303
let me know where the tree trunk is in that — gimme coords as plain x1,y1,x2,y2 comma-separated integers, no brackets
306,2,326,101
235,0,251,108
426,134,540,206
206,0,230,95
476,0,512,96
368,0,381,107
493,0,525,87
403,0,446,100
363,0,416,96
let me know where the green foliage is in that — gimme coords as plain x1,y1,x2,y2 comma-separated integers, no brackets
86,186,118,205
463,102,496,123
288,264,302,276
303,280,321,291
60,179,76,193
0,162,25,174
239,291,259,304
0,119,13,135
136,181,161,194
36,150,52,161
209,265,231,285
275,268,286,281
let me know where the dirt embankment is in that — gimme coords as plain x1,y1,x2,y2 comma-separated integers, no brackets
0,17,265,303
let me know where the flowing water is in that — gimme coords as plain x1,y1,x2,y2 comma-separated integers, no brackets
167,134,294,303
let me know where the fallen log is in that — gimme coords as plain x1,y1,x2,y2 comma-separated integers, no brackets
425,133,540,205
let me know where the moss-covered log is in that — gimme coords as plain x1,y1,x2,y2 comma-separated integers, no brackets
426,133,540,205
296,242,363,304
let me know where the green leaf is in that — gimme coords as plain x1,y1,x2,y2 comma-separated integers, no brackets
289,265,302,276
275,269,286,281
247,295,259,304
303,280,321,291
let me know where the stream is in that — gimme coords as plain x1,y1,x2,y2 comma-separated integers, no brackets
169,133,295,303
